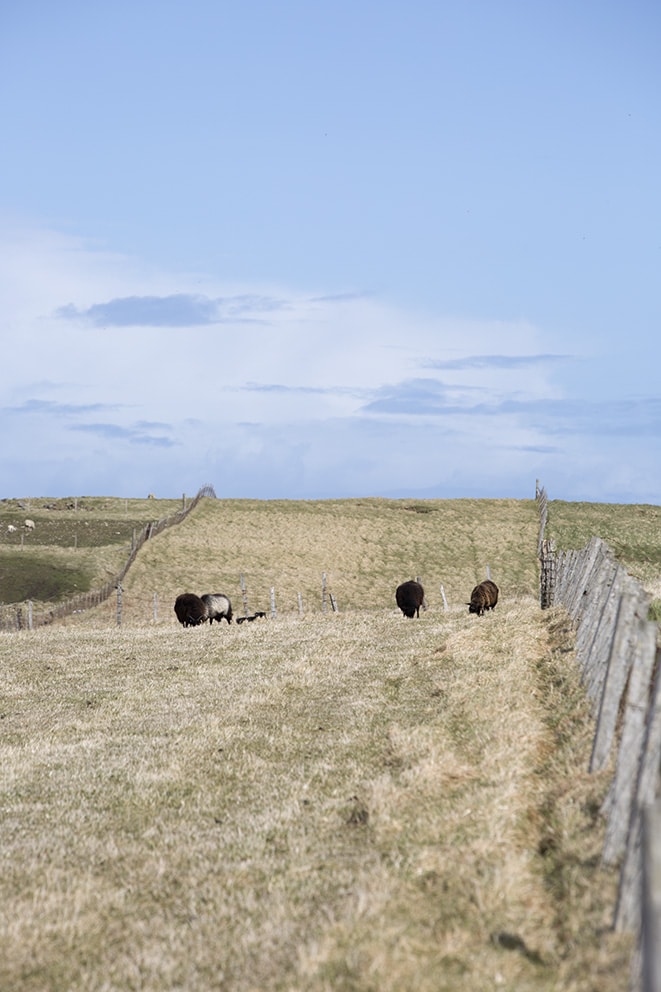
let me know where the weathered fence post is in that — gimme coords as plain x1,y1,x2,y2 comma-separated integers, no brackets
536,481,548,557
590,586,649,772
297,592,304,616
116,583,123,626
240,574,249,617
602,628,658,867
322,573,327,614
539,538,556,609
270,587,276,619
27,601,33,630
642,802,661,992
582,564,628,708
614,648,661,935
440,584,448,611
153,593,158,622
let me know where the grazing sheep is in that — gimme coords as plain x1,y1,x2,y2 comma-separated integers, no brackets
236,611,266,624
7,524,16,533
174,592,208,627
468,579,499,616
24,519,35,531
200,593,233,625
395,580,426,618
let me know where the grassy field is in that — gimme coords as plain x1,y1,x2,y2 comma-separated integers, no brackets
545,500,661,597
0,603,631,991
4,494,661,618
0,496,185,608
1,493,654,990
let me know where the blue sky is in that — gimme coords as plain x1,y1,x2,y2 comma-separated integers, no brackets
1,1,660,502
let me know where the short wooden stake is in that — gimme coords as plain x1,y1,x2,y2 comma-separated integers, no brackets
240,574,249,617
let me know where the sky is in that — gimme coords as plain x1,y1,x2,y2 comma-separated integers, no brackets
1,1,660,503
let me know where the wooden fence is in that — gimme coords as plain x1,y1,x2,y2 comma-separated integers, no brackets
537,484,661,991
0,484,217,632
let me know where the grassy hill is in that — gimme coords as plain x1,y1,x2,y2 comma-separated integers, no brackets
545,499,661,597
0,496,185,609
3,492,661,625
120,496,540,625
0,492,644,990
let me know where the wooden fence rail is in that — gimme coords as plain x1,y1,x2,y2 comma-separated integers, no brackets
0,484,217,632
538,486,661,991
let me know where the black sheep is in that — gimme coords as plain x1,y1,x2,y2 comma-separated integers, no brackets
174,592,208,627
396,580,425,618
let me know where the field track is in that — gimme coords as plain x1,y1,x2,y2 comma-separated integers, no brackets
0,593,631,991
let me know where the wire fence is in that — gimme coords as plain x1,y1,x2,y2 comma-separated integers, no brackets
0,484,216,632
537,484,661,992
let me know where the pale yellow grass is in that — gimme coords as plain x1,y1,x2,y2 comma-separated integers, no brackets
64,497,540,628
0,597,630,991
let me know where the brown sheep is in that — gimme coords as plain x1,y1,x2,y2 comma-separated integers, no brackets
468,579,499,616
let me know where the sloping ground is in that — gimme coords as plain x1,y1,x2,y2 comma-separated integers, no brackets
0,496,184,609
63,497,540,626
547,499,661,598
0,600,631,991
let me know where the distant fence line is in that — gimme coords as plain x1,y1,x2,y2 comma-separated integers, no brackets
0,485,217,632
118,573,342,626
537,484,661,992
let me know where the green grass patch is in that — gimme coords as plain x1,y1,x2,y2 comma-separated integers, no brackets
547,500,661,585
0,552,93,604
648,599,661,622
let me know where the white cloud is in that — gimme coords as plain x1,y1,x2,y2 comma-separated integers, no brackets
2,223,655,502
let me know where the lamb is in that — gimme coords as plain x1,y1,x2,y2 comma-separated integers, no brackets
236,611,266,624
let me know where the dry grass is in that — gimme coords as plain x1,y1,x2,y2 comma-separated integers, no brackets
61,497,540,628
0,596,631,991
547,499,661,592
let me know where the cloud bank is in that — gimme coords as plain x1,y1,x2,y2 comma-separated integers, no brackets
56,293,289,327
1,227,659,503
